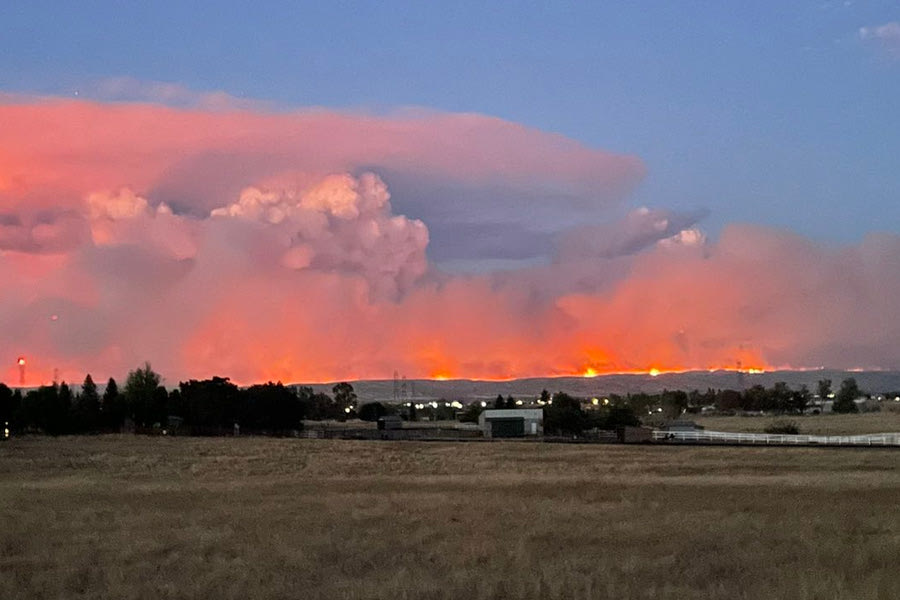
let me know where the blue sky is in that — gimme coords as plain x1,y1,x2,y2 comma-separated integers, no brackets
2,1,899,244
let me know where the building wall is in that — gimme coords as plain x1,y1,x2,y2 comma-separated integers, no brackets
480,409,543,438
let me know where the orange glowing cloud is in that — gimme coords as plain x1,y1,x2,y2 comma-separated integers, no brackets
1,95,899,386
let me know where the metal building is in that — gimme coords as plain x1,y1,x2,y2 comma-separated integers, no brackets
479,409,543,438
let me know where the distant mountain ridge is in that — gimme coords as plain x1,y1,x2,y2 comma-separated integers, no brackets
296,370,900,404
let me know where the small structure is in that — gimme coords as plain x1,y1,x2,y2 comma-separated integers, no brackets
479,409,543,439
377,415,404,431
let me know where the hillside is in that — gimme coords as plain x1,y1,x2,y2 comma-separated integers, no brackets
297,369,900,403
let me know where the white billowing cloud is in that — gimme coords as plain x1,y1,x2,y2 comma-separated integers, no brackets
658,228,706,249
87,188,150,220
86,188,196,259
211,187,292,224
211,172,429,297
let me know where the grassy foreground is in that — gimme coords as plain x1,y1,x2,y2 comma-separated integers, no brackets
2,436,898,599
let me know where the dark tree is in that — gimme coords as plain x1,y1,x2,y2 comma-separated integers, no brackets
332,382,357,412
10,389,23,432
102,377,125,432
787,385,811,415
770,381,792,413
661,389,689,417
494,394,505,409
505,395,516,409
23,385,68,435
0,383,12,430
544,392,588,435
832,378,860,413
716,389,743,411
742,384,770,412
358,401,387,422
73,374,101,433
57,382,74,434
600,404,641,430
305,388,341,421
245,381,303,434
167,388,184,419
178,377,242,434
816,379,832,401
124,363,164,429
627,392,654,415
540,389,551,404
459,402,484,423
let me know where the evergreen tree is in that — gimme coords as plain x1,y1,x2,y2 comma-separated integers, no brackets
55,382,74,435
73,374,101,433
102,377,124,431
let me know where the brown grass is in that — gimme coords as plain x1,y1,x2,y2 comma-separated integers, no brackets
2,436,898,599
695,410,900,436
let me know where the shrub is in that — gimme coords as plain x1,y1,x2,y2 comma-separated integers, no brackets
765,420,799,435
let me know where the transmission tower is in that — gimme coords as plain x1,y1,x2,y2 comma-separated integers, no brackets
393,370,399,402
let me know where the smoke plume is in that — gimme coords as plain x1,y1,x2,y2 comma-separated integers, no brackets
1,97,898,384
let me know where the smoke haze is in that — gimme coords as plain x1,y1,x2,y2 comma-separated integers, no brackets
2,98,898,384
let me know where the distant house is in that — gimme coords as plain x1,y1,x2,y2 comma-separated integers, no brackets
478,409,543,438
806,400,831,414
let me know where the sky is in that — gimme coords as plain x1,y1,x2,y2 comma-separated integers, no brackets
1,2,899,384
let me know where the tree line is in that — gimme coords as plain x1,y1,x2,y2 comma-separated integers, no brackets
0,363,871,438
0,363,361,436
621,378,865,416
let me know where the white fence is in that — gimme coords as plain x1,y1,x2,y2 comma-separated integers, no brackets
652,429,900,447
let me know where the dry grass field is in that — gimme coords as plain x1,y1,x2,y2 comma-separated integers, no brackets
2,436,898,599
695,409,900,436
